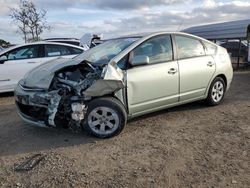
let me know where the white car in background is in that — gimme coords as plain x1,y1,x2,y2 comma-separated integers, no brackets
44,34,104,49
0,46,3,52
0,42,85,93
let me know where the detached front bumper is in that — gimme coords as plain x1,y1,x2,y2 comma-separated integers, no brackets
15,83,49,128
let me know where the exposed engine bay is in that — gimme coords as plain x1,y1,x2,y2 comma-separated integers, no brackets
45,62,103,131
16,61,125,131
51,63,103,96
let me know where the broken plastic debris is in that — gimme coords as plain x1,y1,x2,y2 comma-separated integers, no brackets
14,154,45,172
71,103,86,122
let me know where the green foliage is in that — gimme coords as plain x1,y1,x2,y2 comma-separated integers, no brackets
0,39,10,47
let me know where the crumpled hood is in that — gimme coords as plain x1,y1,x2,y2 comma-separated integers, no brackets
22,57,82,89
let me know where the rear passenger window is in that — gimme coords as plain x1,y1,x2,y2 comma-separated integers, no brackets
176,36,205,59
45,45,71,57
204,42,217,55
132,35,173,64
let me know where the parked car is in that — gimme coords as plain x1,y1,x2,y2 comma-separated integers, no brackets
220,40,248,61
44,34,104,49
15,32,233,138
0,42,85,92
44,38,81,46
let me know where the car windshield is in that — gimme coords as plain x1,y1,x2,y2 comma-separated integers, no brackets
74,37,141,65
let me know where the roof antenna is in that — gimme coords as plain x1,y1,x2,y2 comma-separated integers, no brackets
177,20,184,31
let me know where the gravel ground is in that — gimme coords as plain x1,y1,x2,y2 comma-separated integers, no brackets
0,72,249,188
0,92,14,105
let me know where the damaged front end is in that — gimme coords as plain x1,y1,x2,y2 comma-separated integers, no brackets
15,60,125,130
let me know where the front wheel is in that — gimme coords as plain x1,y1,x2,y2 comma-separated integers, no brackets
206,77,226,106
84,97,127,138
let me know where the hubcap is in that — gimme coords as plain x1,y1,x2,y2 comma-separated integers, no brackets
212,81,224,102
88,107,119,135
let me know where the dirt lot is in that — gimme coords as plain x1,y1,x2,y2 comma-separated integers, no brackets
0,72,249,188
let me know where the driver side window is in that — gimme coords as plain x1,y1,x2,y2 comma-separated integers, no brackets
7,45,39,60
131,35,173,65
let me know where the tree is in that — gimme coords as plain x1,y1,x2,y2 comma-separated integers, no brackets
0,39,10,47
9,0,51,43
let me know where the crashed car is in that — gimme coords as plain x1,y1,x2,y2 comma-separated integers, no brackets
15,32,233,138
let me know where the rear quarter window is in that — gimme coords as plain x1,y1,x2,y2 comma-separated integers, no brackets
204,41,217,55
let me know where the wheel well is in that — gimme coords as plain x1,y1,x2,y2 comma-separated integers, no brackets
216,74,227,87
90,94,129,113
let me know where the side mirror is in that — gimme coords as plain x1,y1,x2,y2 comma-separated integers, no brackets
0,55,7,64
130,55,149,66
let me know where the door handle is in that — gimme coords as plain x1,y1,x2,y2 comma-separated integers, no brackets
27,61,36,64
168,68,177,74
207,62,214,67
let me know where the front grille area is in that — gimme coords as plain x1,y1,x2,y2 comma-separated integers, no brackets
17,102,48,121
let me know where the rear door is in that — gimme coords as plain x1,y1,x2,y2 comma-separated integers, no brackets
174,35,216,101
0,45,43,91
126,35,179,115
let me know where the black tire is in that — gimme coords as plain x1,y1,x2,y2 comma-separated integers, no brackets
206,77,226,106
84,97,127,138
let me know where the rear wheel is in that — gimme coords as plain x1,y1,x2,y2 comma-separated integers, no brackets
84,97,127,138
206,77,226,106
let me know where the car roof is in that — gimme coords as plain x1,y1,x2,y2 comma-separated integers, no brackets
44,38,79,41
107,31,183,39
108,31,217,46
44,39,80,43
46,40,80,42
0,41,85,55
112,31,200,38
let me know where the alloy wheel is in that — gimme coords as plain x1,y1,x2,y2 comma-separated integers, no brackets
87,107,120,135
211,81,224,103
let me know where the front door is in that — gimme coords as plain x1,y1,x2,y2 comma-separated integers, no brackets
126,35,179,115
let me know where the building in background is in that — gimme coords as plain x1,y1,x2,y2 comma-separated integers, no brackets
183,19,250,69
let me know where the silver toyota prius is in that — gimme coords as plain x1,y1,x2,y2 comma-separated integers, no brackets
15,32,233,138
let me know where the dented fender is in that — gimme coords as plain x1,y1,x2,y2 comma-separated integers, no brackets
83,61,125,97
83,80,124,97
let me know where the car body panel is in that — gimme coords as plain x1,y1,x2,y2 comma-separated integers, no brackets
127,61,179,115
0,57,43,92
127,95,206,119
178,56,216,101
